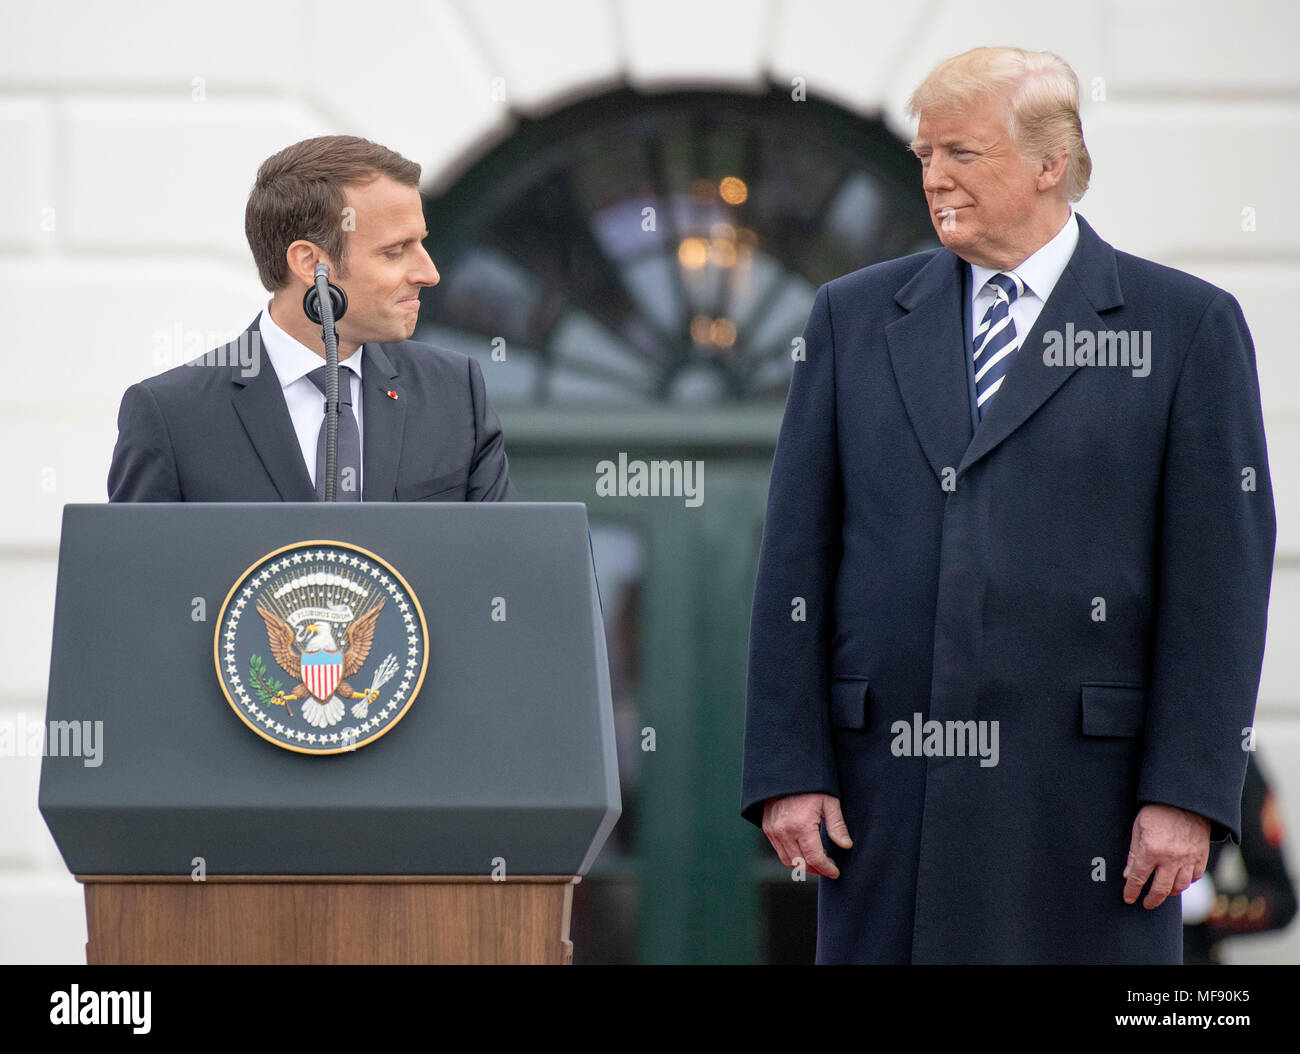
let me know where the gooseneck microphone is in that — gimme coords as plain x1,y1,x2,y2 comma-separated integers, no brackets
303,264,348,501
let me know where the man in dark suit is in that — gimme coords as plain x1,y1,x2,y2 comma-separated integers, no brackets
109,135,514,503
742,47,1275,963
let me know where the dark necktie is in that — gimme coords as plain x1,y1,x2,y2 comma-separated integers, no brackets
973,271,1025,418
307,366,361,501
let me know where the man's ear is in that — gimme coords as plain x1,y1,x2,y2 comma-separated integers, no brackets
1036,151,1069,193
284,239,332,288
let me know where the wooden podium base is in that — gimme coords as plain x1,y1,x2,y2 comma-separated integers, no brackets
78,875,578,965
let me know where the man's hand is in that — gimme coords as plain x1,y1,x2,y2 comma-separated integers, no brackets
761,793,852,879
1122,803,1211,909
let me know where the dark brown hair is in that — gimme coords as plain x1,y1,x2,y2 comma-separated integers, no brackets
244,135,421,292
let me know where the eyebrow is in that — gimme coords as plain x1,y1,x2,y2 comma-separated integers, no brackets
376,229,429,252
910,137,979,153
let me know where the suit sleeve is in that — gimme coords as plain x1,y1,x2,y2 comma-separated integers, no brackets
465,355,516,501
741,284,843,826
1137,290,1276,844
107,382,183,502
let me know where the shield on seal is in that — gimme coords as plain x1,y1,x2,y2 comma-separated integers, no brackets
301,650,343,701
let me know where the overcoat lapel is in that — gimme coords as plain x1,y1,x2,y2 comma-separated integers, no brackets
885,251,974,482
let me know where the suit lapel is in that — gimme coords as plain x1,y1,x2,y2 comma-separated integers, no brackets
360,342,406,501
229,316,316,501
956,214,1123,476
886,251,975,483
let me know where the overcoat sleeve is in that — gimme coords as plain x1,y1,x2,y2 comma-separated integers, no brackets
741,284,844,826
1138,290,1276,844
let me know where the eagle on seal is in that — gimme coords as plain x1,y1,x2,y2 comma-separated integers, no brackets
256,602,384,728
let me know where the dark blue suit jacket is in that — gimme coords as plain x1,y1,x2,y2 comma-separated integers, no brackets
108,314,515,502
742,214,1276,963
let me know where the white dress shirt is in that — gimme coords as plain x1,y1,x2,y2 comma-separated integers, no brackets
258,302,363,491
970,208,1079,350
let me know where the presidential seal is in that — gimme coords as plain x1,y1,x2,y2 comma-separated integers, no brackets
214,540,428,754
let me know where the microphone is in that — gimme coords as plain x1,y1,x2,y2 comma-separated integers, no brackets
303,263,348,501
303,271,348,326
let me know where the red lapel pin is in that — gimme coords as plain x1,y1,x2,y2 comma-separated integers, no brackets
385,389,398,400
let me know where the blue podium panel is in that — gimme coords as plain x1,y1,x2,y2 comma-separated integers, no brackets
39,503,620,876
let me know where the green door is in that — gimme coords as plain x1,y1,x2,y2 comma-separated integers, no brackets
502,407,814,963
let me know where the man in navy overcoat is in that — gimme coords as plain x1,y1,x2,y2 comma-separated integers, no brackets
741,47,1276,964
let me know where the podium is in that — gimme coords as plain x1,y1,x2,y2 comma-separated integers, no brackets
39,503,620,964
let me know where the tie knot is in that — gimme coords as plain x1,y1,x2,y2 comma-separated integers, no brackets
307,365,353,406
987,271,1024,305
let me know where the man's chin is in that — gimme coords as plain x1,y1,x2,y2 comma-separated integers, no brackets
365,322,418,345
935,226,968,252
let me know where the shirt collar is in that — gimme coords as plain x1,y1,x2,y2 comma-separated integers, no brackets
970,207,1079,304
257,300,364,388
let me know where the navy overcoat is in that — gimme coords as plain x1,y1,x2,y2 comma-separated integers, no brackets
741,215,1276,963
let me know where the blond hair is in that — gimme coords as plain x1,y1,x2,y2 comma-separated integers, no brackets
906,47,1092,202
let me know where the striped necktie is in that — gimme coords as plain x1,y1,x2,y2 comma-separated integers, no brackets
973,271,1025,418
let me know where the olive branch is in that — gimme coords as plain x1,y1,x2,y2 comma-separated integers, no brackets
249,653,293,717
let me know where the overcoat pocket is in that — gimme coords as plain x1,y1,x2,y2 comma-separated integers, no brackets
830,676,870,730
1080,682,1147,738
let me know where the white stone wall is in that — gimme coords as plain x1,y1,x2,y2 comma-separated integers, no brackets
2,0,1296,964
